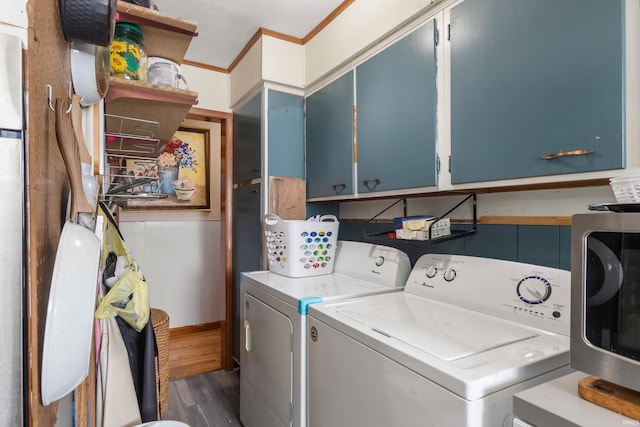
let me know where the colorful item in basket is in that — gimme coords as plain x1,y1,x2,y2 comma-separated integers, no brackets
263,213,340,278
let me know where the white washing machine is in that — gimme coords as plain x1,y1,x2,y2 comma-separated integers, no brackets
240,240,411,427
307,254,573,427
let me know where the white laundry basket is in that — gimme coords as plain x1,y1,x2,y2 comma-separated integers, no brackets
264,213,339,277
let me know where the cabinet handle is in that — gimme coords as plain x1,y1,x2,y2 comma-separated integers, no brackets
332,183,346,194
363,178,381,191
249,168,259,173
540,149,594,160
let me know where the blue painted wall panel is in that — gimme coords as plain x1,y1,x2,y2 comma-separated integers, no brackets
306,202,340,219
559,226,572,271
465,224,518,261
337,222,572,271
517,225,559,268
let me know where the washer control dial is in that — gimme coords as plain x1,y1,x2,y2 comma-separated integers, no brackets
517,276,552,304
375,256,385,267
444,267,456,282
425,265,438,278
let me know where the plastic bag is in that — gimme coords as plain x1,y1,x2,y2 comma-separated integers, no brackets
95,202,150,332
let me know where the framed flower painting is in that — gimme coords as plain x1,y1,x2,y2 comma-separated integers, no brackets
124,126,211,211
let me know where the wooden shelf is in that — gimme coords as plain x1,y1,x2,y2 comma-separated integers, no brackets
106,77,198,105
105,2,199,158
105,78,198,155
116,0,198,65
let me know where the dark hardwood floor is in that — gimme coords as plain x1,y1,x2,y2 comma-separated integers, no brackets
165,369,242,426
164,326,242,426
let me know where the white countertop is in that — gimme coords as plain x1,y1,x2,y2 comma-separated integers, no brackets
513,371,637,427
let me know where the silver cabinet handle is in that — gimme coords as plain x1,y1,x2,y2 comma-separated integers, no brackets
363,178,381,191
541,149,594,160
332,183,346,194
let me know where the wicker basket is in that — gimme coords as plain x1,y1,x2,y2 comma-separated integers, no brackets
151,308,170,419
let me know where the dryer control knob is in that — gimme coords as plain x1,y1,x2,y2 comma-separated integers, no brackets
425,265,438,278
444,267,457,282
375,256,385,267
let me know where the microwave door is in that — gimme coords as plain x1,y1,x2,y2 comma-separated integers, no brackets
586,232,640,360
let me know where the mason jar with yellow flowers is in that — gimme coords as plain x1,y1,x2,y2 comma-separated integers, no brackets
110,23,147,81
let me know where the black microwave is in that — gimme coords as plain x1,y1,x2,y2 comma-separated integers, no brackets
571,212,640,391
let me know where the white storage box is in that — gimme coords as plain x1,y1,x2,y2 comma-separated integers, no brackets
402,217,450,231
264,213,340,277
396,217,451,240
396,227,451,241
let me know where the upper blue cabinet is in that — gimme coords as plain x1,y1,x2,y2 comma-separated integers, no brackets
356,19,438,193
268,91,304,179
233,93,262,183
306,71,355,198
449,0,625,184
234,90,304,184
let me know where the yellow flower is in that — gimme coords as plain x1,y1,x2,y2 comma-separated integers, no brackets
110,55,127,73
128,45,141,61
110,41,127,54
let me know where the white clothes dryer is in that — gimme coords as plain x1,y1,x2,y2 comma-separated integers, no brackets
239,241,411,427
307,254,573,427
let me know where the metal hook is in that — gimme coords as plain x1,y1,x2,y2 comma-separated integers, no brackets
47,84,55,112
65,82,73,113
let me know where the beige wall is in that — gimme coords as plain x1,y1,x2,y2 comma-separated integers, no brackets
230,39,264,107
119,220,226,327
182,64,230,112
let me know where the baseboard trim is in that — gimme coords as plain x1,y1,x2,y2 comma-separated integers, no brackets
169,321,221,337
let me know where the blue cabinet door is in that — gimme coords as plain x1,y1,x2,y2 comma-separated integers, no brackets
450,0,624,184
268,90,304,179
356,19,438,193
234,92,262,183
305,72,355,198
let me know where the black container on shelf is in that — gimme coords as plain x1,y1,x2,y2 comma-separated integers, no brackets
122,0,151,8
